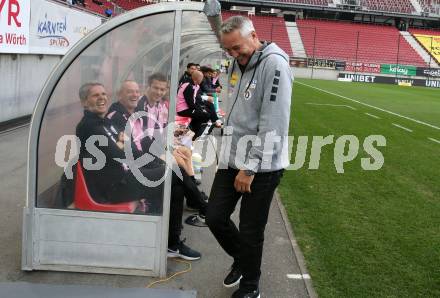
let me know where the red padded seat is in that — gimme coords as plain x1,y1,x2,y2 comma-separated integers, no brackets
74,161,137,213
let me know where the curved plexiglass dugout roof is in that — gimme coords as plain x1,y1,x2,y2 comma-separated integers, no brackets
27,2,224,212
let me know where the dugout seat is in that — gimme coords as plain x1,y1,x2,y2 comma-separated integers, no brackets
175,115,192,127
74,161,137,213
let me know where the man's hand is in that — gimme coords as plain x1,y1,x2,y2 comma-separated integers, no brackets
118,132,129,142
173,148,188,160
116,132,127,149
234,170,255,193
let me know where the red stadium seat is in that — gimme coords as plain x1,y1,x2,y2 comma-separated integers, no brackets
222,11,293,57
82,0,117,16
175,115,192,127
418,0,440,15
278,0,332,6
74,161,137,213
297,19,428,67
113,0,152,11
361,0,415,14
409,28,440,36
83,0,106,16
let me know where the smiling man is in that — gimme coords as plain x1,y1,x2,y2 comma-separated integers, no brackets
80,82,109,117
206,16,293,298
76,82,164,205
179,62,198,86
138,73,210,228
107,80,142,131
141,73,169,108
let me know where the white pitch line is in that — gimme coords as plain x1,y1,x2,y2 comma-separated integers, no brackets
365,113,380,119
287,274,311,280
428,137,440,144
305,102,356,110
392,123,413,132
296,81,440,131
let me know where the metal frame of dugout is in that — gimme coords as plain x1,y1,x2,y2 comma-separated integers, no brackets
22,2,223,277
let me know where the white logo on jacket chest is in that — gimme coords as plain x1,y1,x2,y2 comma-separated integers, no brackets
249,79,257,89
243,79,257,100
244,89,252,100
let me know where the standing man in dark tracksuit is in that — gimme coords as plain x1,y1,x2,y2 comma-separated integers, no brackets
206,16,293,298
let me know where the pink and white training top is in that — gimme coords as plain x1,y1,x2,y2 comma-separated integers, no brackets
176,82,200,112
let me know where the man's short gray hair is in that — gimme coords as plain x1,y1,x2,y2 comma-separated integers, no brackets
221,16,255,37
78,82,103,102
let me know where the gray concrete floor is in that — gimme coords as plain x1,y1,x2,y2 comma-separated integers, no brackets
0,124,313,297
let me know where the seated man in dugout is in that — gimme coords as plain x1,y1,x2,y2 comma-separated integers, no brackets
77,82,201,260
179,62,198,86
137,73,209,227
200,65,221,96
211,68,222,91
176,70,222,140
76,82,164,208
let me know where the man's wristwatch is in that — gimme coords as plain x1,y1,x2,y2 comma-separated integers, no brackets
244,169,256,176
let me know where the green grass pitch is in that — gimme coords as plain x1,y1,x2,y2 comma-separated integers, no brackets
278,78,440,297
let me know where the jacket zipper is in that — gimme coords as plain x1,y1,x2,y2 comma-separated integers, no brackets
226,52,264,127
226,60,245,127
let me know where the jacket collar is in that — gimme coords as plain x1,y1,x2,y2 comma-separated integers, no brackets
109,101,131,116
84,109,105,121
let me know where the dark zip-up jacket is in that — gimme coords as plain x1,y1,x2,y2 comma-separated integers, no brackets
179,71,192,86
76,110,141,202
200,76,217,95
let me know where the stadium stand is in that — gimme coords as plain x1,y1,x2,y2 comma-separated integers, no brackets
409,28,440,64
360,0,415,14
83,0,115,16
297,19,427,66
280,0,332,6
418,0,440,15
409,28,440,36
112,0,151,11
222,11,293,56
262,0,421,14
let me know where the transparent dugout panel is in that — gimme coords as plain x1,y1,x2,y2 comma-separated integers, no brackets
180,11,222,71
36,12,175,216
